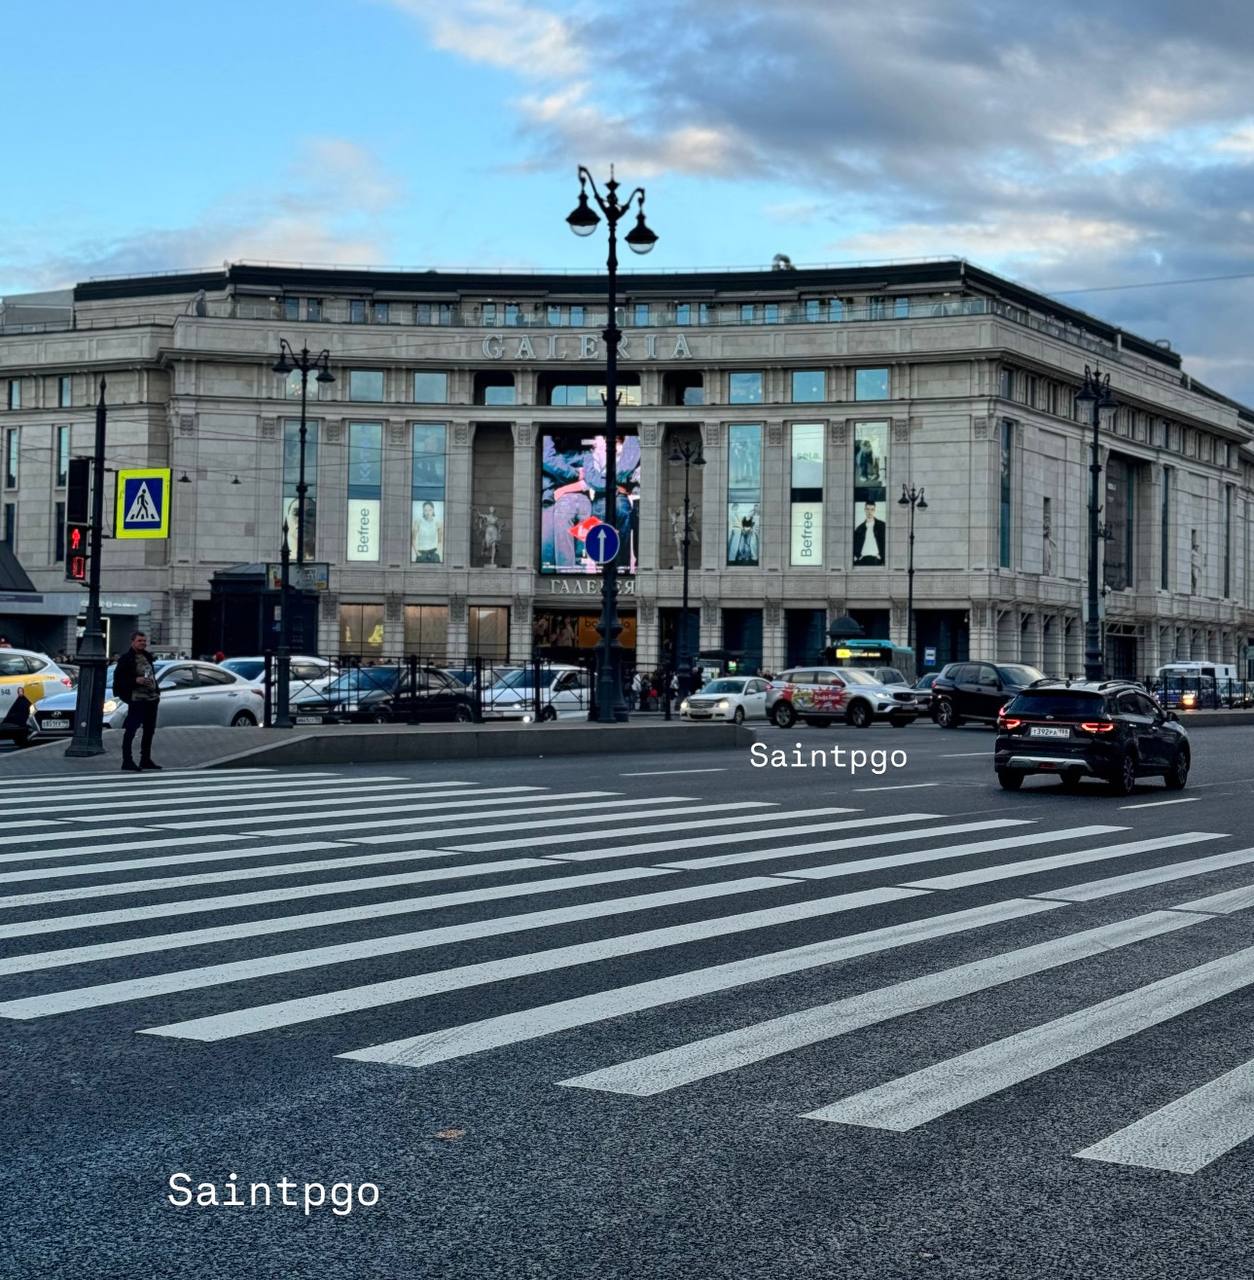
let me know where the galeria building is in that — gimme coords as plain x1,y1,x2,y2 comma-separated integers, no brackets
1,258,1252,677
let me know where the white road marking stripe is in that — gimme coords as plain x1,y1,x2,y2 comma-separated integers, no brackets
0,826,160,850
776,826,1122,881
622,768,728,776
1,820,70,830
0,832,301,868
339,899,1062,1070
42,781,491,816
940,752,989,758
0,866,677,977
0,804,679,886
0,857,557,940
148,786,567,829
0,773,358,806
1171,882,1254,915
266,800,771,843
562,909,1203,1096
1075,1057,1254,1173
853,783,941,792
141,886,929,1041
1119,798,1199,810
533,814,940,866
900,833,1221,891
1037,845,1254,903
2,877,794,1018
804,939,1254,1131
455,808,874,857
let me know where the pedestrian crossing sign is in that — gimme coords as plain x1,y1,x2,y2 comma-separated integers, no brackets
116,468,171,539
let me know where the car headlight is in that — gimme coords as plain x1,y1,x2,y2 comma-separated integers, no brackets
103,699,118,714
717,700,730,709
680,700,689,712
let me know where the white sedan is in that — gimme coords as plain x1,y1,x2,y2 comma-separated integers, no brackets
106,660,265,729
680,676,770,723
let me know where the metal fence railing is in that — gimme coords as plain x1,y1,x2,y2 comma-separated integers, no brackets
1146,674,1254,711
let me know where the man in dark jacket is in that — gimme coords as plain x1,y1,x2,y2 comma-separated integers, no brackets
112,630,162,771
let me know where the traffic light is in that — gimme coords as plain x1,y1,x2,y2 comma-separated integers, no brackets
66,522,89,581
67,457,91,523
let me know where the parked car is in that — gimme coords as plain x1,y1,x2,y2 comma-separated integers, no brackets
993,679,1189,794
766,667,918,729
930,661,1046,728
482,665,591,721
291,665,475,724
104,661,264,729
220,655,333,699
33,665,120,737
680,676,770,723
0,649,75,703
913,672,942,719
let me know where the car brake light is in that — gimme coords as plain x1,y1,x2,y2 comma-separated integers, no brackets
61,677,72,686
1081,721,1116,733
999,716,1023,729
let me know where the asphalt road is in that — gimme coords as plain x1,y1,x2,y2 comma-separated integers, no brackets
3,720,1254,1280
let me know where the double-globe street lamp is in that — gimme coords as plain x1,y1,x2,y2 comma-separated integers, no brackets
670,440,704,700
1075,364,1118,681
565,165,658,724
897,483,927,656
270,340,335,728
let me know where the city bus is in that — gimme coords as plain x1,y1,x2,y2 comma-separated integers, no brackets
817,638,916,681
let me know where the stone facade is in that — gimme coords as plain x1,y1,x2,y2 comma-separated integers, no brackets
1,260,1251,676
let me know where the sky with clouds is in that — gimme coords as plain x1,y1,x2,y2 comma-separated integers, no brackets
3,0,1254,401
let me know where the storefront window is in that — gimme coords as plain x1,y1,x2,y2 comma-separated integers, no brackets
469,605,509,658
727,424,762,565
852,421,888,567
410,424,446,564
404,604,449,658
339,603,385,657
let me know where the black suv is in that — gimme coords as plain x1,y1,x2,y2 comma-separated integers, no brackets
931,661,1045,728
993,679,1190,794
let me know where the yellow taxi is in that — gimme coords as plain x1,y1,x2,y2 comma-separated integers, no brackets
0,648,75,703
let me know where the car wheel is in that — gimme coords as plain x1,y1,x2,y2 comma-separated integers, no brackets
1109,751,1138,796
230,711,258,727
997,769,1024,791
1164,748,1190,790
453,705,473,724
539,706,558,722
772,702,796,728
370,710,392,724
846,701,872,729
935,699,960,729
733,706,745,725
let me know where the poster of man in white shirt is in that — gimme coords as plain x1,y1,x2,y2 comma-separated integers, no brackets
852,420,889,567
852,500,886,565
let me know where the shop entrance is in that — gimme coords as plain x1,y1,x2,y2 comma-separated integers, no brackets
532,609,637,664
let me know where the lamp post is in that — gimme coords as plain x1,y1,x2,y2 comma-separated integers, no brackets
271,341,334,723
66,377,109,757
1075,364,1117,681
565,165,658,724
670,440,705,699
897,483,927,656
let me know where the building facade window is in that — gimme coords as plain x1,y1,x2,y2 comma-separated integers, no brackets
1225,484,1234,597
999,420,1014,569
305,298,322,322
893,296,909,318
1161,467,1171,590
790,423,824,567
482,383,515,406
634,303,650,325
998,367,1013,399
726,423,762,565
674,303,691,325
348,369,385,402
373,302,389,324
469,605,509,658
2,503,14,548
346,422,383,562
410,424,447,564
569,305,585,325
4,427,17,488
56,425,70,487
1104,456,1134,591
481,303,497,326
338,603,384,657
550,383,641,406
868,297,887,320
547,305,562,325
698,303,711,325
504,303,520,326
54,500,65,562
853,421,888,567
791,370,825,403
804,299,822,322
403,603,449,657
413,372,448,403
729,372,764,404
854,368,890,401
58,375,72,408
6,380,19,410
284,368,305,399
350,300,367,324
763,303,779,324
829,298,844,321
282,420,319,557
739,304,756,323
283,297,300,321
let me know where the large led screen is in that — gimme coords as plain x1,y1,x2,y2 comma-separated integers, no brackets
540,431,640,573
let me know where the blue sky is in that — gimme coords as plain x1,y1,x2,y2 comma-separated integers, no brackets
4,0,1254,402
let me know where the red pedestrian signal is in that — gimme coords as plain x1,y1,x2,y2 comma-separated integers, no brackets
65,522,90,581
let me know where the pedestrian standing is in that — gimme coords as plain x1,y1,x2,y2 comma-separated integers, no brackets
113,630,162,772
631,670,642,710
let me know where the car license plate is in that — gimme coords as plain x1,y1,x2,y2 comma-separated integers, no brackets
42,717,70,729
1030,726,1071,739
294,715,322,725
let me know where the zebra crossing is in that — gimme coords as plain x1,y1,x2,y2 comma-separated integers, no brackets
5,765,1254,1178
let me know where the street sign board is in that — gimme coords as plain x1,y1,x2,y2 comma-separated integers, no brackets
584,521,620,565
924,646,937,665
116,468,171,539
266,562,331,592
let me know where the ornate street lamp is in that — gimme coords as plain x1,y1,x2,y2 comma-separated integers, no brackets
271,340,335,727
897,483,927,656
1075,365,1118,681
565,165,657,723
670,439,705,699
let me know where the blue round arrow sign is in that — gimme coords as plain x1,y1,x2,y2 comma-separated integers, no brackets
584,520,621,564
